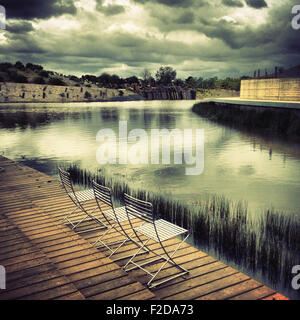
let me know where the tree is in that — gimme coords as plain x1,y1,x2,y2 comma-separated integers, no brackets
8,71,27,83
38,70,49,78
185,76,197,88
14,61,25,71
97,73,112,87
140,68,152,86
26,63,43,72
155,66,176,86
173,78,185,87
125,76,139,85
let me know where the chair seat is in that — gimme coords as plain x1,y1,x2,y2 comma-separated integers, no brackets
134,219,188,242
103,206,134,223
69,189,95,203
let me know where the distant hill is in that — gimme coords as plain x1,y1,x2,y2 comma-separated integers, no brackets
0,61,99,89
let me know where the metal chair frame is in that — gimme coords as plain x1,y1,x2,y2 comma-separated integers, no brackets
123,193,190,289
58,168,106,233
91,181,149,259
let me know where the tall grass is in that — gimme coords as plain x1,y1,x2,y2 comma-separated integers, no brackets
65,163,300,298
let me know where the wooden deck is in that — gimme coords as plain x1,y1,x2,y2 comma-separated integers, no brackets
0,155,289,300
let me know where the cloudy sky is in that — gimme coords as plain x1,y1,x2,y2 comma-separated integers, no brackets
0,0,299,79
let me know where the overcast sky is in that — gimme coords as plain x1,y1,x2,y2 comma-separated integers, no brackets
0,0,299,79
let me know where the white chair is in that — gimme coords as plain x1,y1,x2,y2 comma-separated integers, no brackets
123,193,190,289
58,168,106,233
91,181,148,260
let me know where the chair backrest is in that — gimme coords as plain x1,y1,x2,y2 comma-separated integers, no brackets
92,180,113,208
124,193,153,223
58,167,74,196
92,180,117,227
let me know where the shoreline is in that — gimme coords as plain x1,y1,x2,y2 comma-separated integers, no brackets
192,101,300,142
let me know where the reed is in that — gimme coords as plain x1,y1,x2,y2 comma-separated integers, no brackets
64,163,300,298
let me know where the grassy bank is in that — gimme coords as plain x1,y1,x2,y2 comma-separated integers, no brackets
192,102,300,141
65,163,300,296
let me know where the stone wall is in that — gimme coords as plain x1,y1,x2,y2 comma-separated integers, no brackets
240,78,300,101
0,82,135,103
142,86,196,100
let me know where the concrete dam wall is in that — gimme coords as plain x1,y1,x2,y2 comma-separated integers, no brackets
240,78,300,102
142,86,196,100
0,82,136,103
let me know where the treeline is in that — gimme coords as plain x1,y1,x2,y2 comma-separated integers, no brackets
0,61,247,91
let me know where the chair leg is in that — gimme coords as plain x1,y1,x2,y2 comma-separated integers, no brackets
93,224,116,251
70,206,106,233
124,234,190,289
60,206,80,226
123,238,151,271
147,234,189,288
108,230,149,259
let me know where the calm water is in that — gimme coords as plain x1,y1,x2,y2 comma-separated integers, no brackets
1,100,300,299
1,100,300,217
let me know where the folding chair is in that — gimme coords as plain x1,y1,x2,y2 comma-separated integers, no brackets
92,181,149,259
123,193,190,289
58,168,106,233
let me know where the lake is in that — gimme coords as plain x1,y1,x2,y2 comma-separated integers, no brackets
1,100,300,299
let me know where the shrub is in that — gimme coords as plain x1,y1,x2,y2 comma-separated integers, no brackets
14,61,25,71
48,77,66,86
38,70,49,78
9,71,28,83
84,91,92,99
26,63,43,71
32,76,45,84
0,62,13,72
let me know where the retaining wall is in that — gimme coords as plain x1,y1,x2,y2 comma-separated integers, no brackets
240,78,300,101
0,82,133,103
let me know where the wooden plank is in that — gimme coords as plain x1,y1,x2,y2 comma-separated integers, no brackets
117,289,156,300
197,279,263,300
89,282,146,300
0,276,71,300
166,272,250,300
229,285,276,300
81,275,135,298
0,155,289,301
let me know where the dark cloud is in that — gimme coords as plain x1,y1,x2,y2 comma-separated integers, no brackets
245,0,268,9
1,0,76,20
6,21,34,34
132,0,198,7
0,0,299,80
173,11,195,24
222,0,244,7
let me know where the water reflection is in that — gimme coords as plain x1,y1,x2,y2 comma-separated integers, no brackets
0,100,300,217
